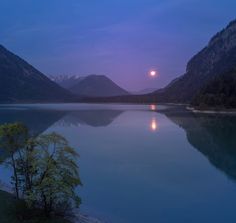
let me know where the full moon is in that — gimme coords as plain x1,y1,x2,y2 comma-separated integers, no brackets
150,70,157,77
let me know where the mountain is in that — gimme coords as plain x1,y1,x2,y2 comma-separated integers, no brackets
191,69,236,109
49,75,86,89
51,74,130,97
82,19,236,105
153,19,236,103
0,45,75,103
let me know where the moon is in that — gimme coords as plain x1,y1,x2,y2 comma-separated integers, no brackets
149,70,157,77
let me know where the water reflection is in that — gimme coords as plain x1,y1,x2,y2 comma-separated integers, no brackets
3,104,236,183
149,104,158,132
0,108,66,135
150,118,158,132
0,108,123,162
54,110,123,127
161,107,236,181
1,104,236,223
0,108,124,131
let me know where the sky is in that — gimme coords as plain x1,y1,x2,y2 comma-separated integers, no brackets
0,0,236,91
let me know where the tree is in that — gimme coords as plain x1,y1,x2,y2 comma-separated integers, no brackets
0,122,82,219
191,69,236,109
18,132,82,217
0,123,28,199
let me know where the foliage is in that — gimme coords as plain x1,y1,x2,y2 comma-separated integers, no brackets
0,190,70,223
191,70,236,109
0,122,28,199
0,123,82,220
22,133,82,216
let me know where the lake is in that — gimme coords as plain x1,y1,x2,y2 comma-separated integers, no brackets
1,103,236,223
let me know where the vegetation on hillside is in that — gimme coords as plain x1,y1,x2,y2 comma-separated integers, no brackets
191,70,236,109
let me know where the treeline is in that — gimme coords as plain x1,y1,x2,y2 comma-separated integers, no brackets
79,94,159,104
0,123,82,222
191,70,236,109
79,69,236,110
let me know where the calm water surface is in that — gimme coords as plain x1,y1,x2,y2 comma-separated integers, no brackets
1,103,236,223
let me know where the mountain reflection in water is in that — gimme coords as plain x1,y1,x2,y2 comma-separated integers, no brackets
1,105,236,223
53,110,123,127
161,107,236,181
1,104,236,184
0,107,124,133
0,108,66,135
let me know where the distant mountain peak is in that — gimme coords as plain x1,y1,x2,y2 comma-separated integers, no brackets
51,74,130,97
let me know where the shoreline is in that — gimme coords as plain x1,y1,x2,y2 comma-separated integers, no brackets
187,106,236,114
74,214,105,223
0,186,105,223
1,101,236,115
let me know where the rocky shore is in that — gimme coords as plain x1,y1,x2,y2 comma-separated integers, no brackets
75,214,105,223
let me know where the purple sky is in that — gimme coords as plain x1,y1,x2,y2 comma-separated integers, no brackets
1,0,236,91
